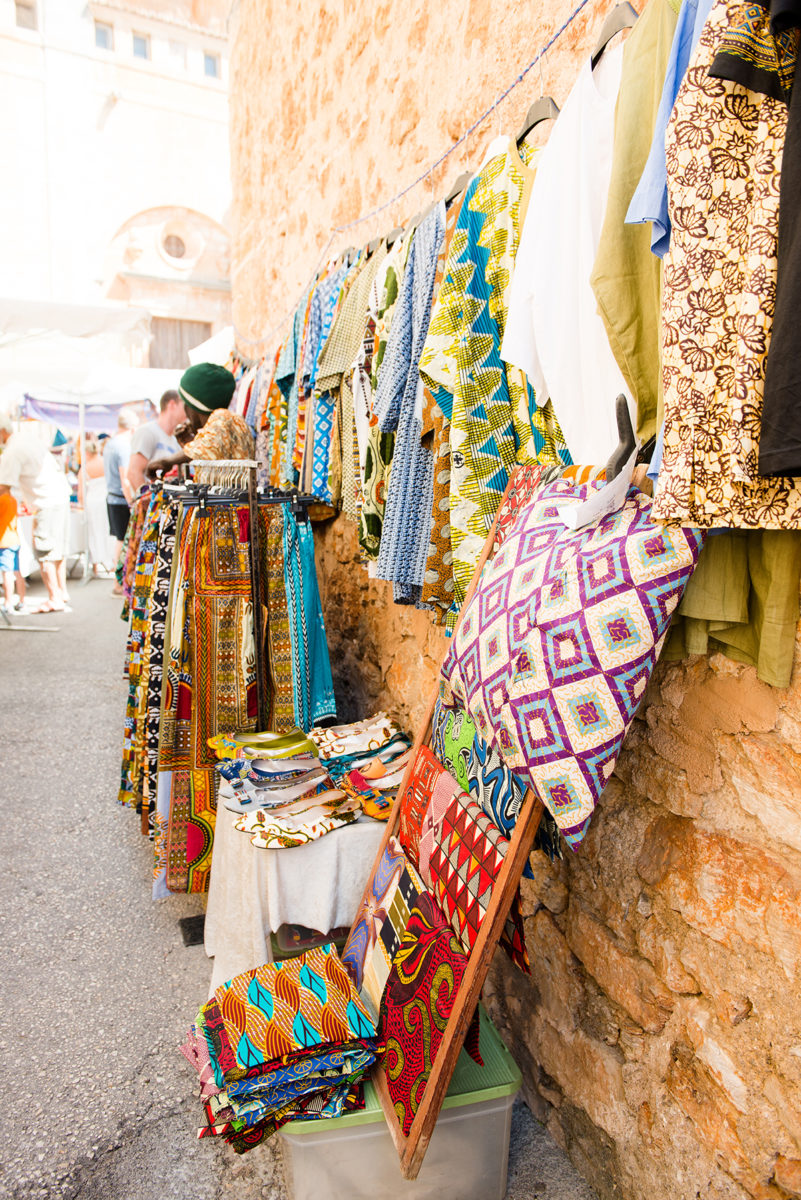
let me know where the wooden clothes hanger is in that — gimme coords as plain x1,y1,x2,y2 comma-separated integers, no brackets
591,1,639,70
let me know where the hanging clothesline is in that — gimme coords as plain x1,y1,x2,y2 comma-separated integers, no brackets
232,0,593,353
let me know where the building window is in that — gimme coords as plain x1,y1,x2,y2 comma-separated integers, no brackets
168,39,186,68
132,33,150,60
15,1,37,30
149,318,212,370
163,234,186,260
203,52,220,78
95,21,114,50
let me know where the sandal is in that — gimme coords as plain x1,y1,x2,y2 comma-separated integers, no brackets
356,747,413,782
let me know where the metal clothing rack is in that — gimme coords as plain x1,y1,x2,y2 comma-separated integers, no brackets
167,461,316,731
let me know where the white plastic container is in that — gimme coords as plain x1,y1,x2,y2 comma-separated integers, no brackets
279,1009,521,1200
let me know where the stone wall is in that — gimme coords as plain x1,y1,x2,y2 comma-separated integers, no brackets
229,3,801,1198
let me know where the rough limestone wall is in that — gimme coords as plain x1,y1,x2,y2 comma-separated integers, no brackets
229,3,801,1198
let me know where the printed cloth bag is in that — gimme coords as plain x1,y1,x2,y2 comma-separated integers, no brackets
442,480,704,848
378,893,471,1136
397,745,445,866
340,836,425,1014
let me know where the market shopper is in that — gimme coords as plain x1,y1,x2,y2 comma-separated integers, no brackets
127,389,185,493
0,417,72,613
145,364,254,476
103,408,139,587
0,490,26,612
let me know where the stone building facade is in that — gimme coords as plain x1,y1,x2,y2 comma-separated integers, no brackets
0,0,231,366
228,3,801,1198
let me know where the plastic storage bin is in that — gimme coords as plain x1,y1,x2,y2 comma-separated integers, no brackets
279,1008,521,1200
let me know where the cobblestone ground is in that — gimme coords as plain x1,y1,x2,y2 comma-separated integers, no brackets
0,579,595,1200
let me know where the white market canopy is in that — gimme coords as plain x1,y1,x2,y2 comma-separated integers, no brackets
0,297,179,423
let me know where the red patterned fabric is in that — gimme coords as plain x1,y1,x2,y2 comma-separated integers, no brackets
492,464,553,553
379,893,469,1136
429,790,507,953
397,745,443,867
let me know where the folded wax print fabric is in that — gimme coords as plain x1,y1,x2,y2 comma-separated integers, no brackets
441,478,704,848
379,892,470,1137
203,945,379,1085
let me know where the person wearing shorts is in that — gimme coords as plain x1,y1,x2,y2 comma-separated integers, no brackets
0,490,26,611
103,408,139,591
0,417,72,613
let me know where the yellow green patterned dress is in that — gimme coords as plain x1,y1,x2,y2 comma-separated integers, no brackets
419,140,568,627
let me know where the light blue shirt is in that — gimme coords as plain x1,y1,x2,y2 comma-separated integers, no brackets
625,0,715,257
103,433,131,503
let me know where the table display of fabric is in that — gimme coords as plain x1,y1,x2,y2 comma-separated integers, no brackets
181,945,380,1152
441,476,705,848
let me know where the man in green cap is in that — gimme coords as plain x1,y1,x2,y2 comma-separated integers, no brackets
146,363,255,477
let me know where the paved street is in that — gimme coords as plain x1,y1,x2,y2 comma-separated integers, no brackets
0,579,595,1200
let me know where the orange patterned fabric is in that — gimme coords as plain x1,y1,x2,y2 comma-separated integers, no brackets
397,745,447,868
212,945,377,1079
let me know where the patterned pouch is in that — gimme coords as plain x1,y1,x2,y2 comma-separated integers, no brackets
397,745,445,867
441,481,704,848
378,893,470,1136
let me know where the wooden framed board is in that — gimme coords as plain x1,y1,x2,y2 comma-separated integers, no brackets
344,471,544,1180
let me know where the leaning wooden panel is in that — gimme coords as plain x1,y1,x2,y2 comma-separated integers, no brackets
371,788,543,1180
341,469,544,1179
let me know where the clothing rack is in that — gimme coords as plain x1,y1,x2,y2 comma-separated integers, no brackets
162,464,318,731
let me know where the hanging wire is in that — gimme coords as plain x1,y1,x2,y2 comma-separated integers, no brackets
233,0,592,354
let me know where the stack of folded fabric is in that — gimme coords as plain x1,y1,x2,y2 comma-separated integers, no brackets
181,944,382,1153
